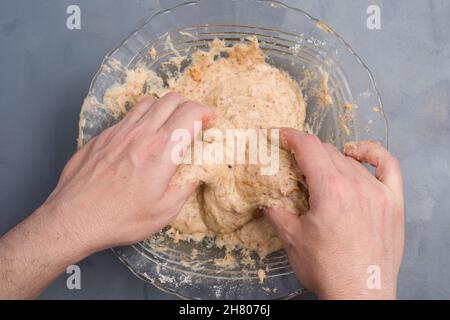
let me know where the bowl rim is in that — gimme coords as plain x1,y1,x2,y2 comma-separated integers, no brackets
79,0,388,299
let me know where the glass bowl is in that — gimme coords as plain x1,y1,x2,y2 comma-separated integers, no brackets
78,0,387,299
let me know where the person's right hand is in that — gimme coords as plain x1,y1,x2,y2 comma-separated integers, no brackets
265,130,404,299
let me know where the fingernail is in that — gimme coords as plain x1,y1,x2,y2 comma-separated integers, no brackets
279,128,307,151
203,111,218,127
279,128,289,149
263,206,274,216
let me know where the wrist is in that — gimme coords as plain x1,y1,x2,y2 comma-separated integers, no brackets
0,202,96,299
317,283,397,300
36,199,97,263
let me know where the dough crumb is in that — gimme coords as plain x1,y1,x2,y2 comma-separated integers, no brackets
148,46,158,60
257,269,266,284
316,20,333,34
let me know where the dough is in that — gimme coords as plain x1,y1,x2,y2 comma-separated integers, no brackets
168,39,309,256
92,38,310,257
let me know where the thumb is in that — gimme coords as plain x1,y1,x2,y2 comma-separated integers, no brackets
264,207,302,246
164,182,198,202
159,182,199,221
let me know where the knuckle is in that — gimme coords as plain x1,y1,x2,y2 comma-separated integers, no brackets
325,170,341,185
349,177,366,190
303,133,321,145
323,173,346,200
323,142,335,151
148,134,167,152
374,188,389,205
141,95,155,104
132,134,167,161
142,143,165,161
133,96,153,111
126,103,146,119
92,138,107,153
120,128,140,146
388,156,401,171
160,117,184,137
367,140,380,147
334,186,349,203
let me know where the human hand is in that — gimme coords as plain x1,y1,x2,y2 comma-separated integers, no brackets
265,130,404,299
43,93,216,254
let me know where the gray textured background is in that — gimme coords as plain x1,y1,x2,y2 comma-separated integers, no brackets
0,0,449,299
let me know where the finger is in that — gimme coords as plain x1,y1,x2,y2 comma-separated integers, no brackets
163,183,198,206
121,96,156,127
344,141,403,203
323,143,378,187
89,124,117,153
137,92,189,132
264,207,302,246
345,156,376,181
142,183,198,235
107,97,157,141
322,143,354,176
139,101,215,191
159,183,199,222
280,128,336,196
158,100,216,169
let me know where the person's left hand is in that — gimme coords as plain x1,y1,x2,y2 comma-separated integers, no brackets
43,93,216,254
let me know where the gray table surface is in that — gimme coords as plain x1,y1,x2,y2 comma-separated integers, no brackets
1,0,449,300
